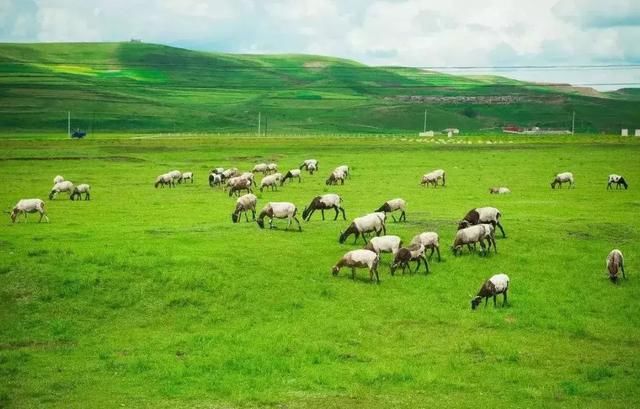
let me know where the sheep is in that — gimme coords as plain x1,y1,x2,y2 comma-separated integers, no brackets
155,173,173,188
410,232,441,262
10,199,49,223
212,167,225,175
168,170,182,185
70,184,91,201
339,212,386,244
179,172,194,184
228,178,253,197
266,163,278,174
390,244,429,275
489,187,511,194
364,235,403,256
375,198,406,222
551,172,575,189
239,172,257,186
252,163,268,174
606,249,626,283
231,193,258,223
256,202,302,231
281,169,302,185
335,165,349,178
421,169,446,187
325,169,346,185
208,172,222,187
49,181,74,199
221,168,238,181
471,273,510,309
332,249,380,283
607,174,628,190
302,194,346,221
53,175,64,184
260,173,282,192
300,159,318,174
452,224,496,256
458,206,506,238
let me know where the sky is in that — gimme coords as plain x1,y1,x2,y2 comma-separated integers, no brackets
1,0,640,90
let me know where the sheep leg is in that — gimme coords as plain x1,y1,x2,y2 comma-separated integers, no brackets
86,192,90,200
361,232,368,244
321,209,325,221
493,295,497,307
400,211,406,222
351,268,356,280
285,217,291,231
293,216,302,232
244,211,249,222
621,262,626,279
491,236,498,254
391,214,397,223
373,266,380,283
333,207,339,220
497,222,506,238
421,255,430,273
340,207,346,220
269,218,274,229
413,258,420,274
478,240,487,256
251,209,256,221
503,290,508,307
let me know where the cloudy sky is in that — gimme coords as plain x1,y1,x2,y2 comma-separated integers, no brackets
1,0,639,89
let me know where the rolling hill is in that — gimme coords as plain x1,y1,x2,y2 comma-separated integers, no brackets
0,42,638,134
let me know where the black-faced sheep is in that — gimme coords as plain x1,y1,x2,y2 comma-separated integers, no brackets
551,172,575,189
607,174,628,190
339,212,386,244
332,249,379,283
260,173,282,192
375,198,406,222
70,184,91,200
155,173,173,188
410,232,441,262
606,249,626,283
471,273,510,309
452,224,496,256
390,244,429,275
281,169,302,185
458,206,506,238
421,169,445,187
302,194,346,221
364,235,402,256
256,202,302,231
300,159,318,174
489,187,511,194
231,193,257,223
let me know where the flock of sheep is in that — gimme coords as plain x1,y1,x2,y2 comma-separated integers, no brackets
8,161,630,310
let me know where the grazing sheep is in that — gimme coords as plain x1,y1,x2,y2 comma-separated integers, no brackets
228,178,253,197
325,169,346,185
452,224,496,256
252,163,268,174
49,181,74,199
53,175,64,184
421,169,446,187
212,167,225,175
260,173,282,192
332,249,380,283
339,212,386,244
256,202,302,231
208,172,222,187
221,168,238,181
10,199,49,223
551,172,575,189
364,235,403,256
471,273,510,309
300,159,318,174
606,249,626,283
155,173,173,188
179,172,194,184
335,165,349,178
302,194,346,221
607,174,628,190
168,170,182,185
231,193,258,223
70,184,91,201
458,207,506,238
266,163,278,174
489,187,511,194
390,244,429,275
281,169,302,185
410,232,441,262
375,198,407,222
236,172,257,187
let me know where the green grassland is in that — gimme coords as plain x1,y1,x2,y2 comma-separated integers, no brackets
1,135,640,408
1,42,639,134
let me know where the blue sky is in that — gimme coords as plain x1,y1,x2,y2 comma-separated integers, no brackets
1,0,639,90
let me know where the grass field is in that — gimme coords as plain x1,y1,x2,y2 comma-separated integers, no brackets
2,42,640,134
1,134,640,408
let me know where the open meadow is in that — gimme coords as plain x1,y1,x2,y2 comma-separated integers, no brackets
1,134,640,408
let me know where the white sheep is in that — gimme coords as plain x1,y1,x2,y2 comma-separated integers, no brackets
10,199,49,223
232,193,258,223
302,194,346,221
339,212,386,244
228,178,253,197
489,187,511,194
266,163,278,174
458,206,506,238
332,249,380,283
606,249,626,283
221,168,238,180
326,169,346,185
375,198,406,222
421,169,446,187
168,170,182,185
607,174,628,190
410,232,441,261
53,175,64,184
256,202,302,231
452,224,496,256
471,273,510,309
364,235,403,255
390,243,429,275
155,173,173,188
551,172,575,189
335,165,349,178
70,184,91,200
300,159,318,174
208,172,222,187
281,169,302,185
49,181,74,199
239,172,257,186
179,172,194,184
260,173,282,192
252,163,268,174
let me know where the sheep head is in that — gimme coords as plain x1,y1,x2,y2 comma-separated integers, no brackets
471,296,482,310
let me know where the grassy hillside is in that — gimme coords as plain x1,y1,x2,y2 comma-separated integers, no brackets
0,42,638,134
1,136,640,408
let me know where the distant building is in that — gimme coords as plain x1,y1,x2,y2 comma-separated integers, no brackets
621,129,629,136
635,129,640,137
502,125,570,135
130,38,142,43
419,131,435,137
